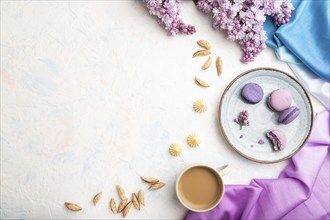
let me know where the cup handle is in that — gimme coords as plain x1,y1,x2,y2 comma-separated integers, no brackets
217,164,232,176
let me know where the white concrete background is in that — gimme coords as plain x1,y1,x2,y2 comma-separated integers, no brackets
0,1,324,219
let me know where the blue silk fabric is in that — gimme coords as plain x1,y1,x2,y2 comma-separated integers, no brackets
264,0,330,82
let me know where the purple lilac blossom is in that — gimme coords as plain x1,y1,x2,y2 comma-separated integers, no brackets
197,0,294,62
143,0,293,62
234,110,249,130
143,0,196,36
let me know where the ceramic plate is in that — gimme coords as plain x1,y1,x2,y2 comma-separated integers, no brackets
219,68,313,163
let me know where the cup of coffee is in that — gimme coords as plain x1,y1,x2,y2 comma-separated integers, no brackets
176,164,228,212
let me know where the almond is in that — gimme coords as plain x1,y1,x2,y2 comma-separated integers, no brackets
202,56,212,70
216,56,223,76
197,40,211,50
141,176,159,184
132,193,140,210
138,189,145,206
117,199,128,213
149,182,166,190
110,198,117,214
116,185,126,200
123,201,132,218
194,77,210,88
93,192,102,205
64,202,82,211
192,50,211,58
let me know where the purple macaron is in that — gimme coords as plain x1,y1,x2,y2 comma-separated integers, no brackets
266,129,287,151
241,83,264,104
268,88,292,111
278,106,300,124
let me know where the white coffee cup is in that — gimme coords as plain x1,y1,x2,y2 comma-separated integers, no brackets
176,164,230,212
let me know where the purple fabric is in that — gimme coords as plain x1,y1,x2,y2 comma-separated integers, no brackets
185,110,330,220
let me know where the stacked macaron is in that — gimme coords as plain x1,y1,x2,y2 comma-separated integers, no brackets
268,88,300,124
278,106,300,124
239,84,300,152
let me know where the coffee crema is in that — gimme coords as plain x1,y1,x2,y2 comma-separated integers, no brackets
178,166,222,209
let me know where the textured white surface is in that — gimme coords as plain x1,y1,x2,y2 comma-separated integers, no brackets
0,1,324,219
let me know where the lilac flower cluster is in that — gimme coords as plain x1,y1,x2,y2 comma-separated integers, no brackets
143,0,196,36
196,0,294,62
234,110,249,130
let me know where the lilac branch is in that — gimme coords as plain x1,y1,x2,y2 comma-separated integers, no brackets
143,0,294,63
197,0,294,63
143,0,196,36
234,110,249,130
